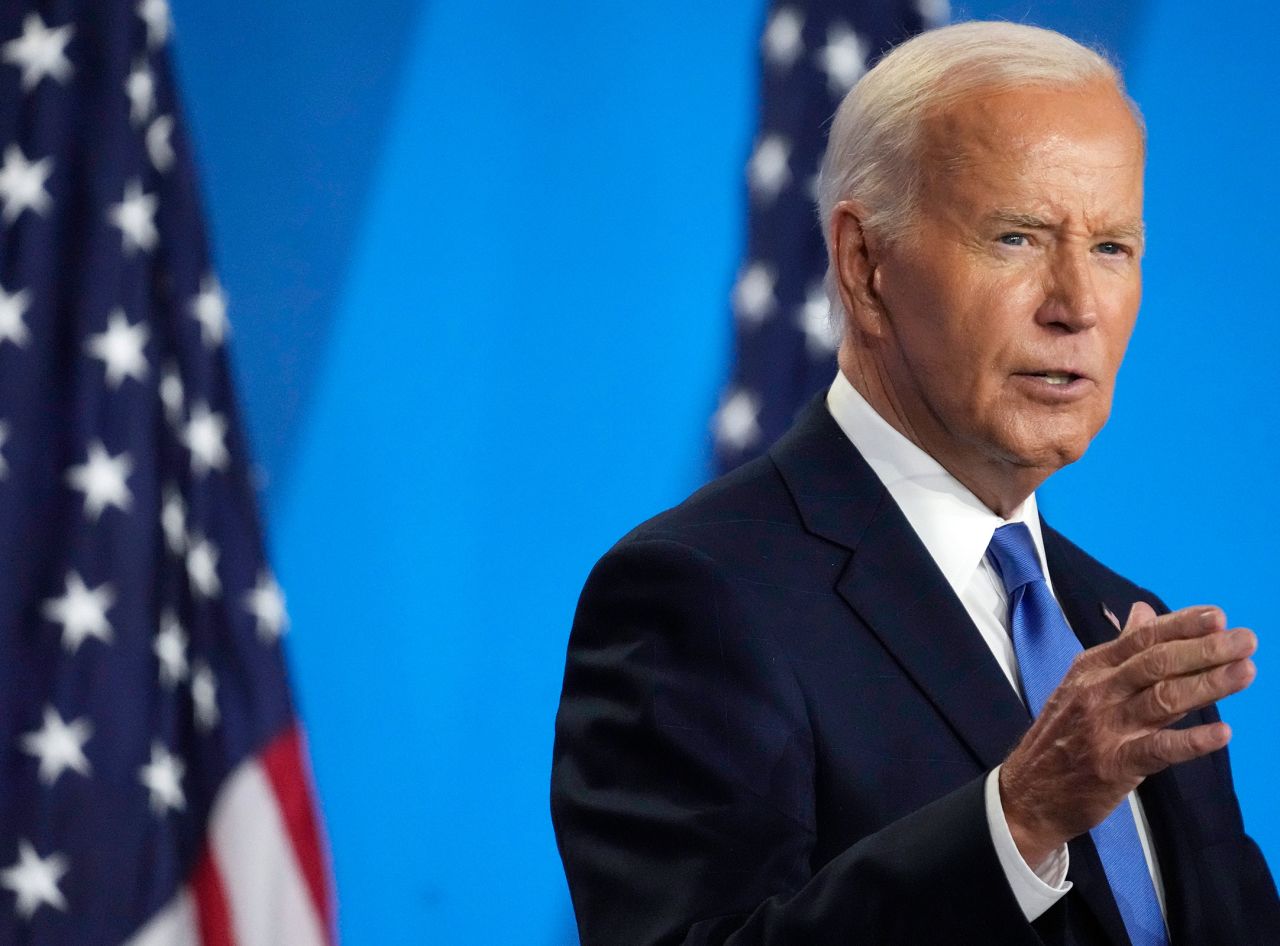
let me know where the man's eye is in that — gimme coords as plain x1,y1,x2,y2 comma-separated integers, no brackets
1096,241,1127,256
998,233,1028,246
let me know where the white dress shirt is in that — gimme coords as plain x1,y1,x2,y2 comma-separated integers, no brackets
825,371,1166,924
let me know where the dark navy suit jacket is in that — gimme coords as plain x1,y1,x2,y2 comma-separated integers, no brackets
551,396,1280,944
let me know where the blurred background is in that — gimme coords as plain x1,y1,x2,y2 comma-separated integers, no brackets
159,0,1279,941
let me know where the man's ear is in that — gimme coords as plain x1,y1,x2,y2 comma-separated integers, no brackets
831,200,889,339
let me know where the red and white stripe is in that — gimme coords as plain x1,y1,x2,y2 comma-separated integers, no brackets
127,725,335,946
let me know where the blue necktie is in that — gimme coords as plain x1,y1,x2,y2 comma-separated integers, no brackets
988,523,1168,946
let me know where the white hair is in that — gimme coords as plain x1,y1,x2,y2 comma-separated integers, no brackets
816,21,1143,341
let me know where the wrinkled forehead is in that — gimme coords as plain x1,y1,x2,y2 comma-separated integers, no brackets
918,79,1146,176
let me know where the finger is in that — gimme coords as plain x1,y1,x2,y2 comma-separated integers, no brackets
1122,657,1257,729
1118,721,1233,777
1113,627,1258,695
1107,604,1226,664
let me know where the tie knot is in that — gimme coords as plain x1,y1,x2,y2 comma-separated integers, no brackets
987,522,1045,594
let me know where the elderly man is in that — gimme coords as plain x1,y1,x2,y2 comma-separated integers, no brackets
551,21,1279,946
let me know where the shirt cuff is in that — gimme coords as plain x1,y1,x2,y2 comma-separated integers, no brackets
984,765,1072,922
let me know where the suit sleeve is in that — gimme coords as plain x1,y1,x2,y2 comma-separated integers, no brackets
1189,701,1280,941
550,537,1042,946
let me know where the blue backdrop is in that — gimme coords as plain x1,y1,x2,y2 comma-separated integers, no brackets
165,1,1279,942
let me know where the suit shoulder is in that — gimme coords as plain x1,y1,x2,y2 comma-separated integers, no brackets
610,453,804,556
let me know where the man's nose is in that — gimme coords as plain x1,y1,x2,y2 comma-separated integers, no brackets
1037,250,1100,332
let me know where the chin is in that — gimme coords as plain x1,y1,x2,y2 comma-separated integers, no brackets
994,418,1099,474
1014,432,1094,472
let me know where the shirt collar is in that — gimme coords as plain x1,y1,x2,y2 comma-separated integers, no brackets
825,371,1053,599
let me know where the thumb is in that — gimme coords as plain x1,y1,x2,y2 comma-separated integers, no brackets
1123,600,1158,634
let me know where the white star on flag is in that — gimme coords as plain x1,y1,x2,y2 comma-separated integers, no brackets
138,741,186,816
797,282,837,355
20,706,92,786
2,14,74,92
0,284,31,348
762,7,804,68
107,179,159,254
41,571,115,653
245,570,289,642
160,361,185,426
0,840,68,921
85,308,150,387
185,533,221,599
65,440,134,520
733,261,778,326
147,114,175,172
137,0,172,48
183,401,229,475
190,274,228,346
714,388,763,452
816,23,869,96
161,486,187,554
124,57,156,127
0,145,53,223
191,661,219,732
748,134,792,204
154,610,188,687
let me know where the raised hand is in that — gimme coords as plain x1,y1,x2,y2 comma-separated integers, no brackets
999,601,1257,867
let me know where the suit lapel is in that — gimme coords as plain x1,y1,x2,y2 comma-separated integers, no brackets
770,397,1028,771
836,499,1032,769
1043,528,1128,653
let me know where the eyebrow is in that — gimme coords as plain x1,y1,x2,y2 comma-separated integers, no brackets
986,210,1146,245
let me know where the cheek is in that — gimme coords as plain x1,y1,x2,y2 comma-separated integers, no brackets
1098,312,1139,382
1101,272,1141,339
949,268,1041,344
885,259,1039,380
1113,305,1140,355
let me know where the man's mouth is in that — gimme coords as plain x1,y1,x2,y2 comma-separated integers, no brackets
1028,371,1081,386
1011,370,1093,398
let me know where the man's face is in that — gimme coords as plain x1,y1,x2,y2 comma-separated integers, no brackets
854,80,1145,491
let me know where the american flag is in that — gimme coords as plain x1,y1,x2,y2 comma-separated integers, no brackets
0,2,333,944
713,0,949,472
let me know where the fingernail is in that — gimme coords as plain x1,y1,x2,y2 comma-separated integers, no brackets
1233,629,1258,653
1201,609,1222,630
